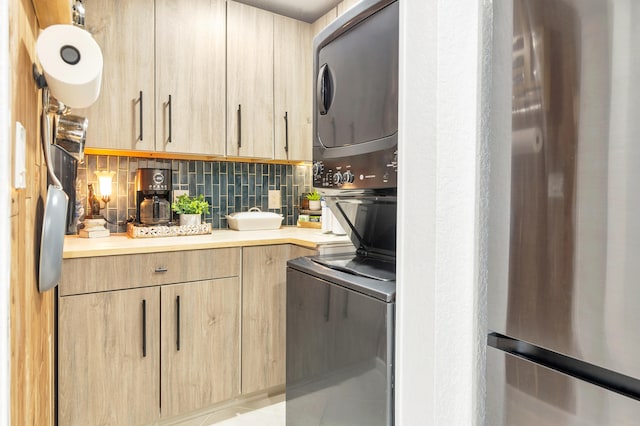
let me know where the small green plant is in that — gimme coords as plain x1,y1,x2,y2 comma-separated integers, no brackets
171,194,210,215
306,189,321,201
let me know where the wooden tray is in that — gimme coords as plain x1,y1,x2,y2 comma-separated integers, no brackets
127,222,212,238
297,220,321,229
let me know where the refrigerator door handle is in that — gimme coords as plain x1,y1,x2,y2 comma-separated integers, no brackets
488,332,640,400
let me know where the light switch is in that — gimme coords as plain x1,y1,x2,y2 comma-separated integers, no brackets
268,189,281,209
14,121,26,189
548,172,564,198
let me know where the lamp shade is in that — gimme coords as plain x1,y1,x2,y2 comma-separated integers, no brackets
95,171,115,198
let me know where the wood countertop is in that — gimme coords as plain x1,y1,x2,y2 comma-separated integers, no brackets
63,227,352,258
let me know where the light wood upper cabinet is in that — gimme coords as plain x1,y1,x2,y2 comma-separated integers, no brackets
78,1,314,160
155,0,226,155
274,15,313,161
227,1,274,159
161,278,240,417
337,0,360,17
312,7,337,38
78,0,155,151
241,244,316,394
58,287,160,425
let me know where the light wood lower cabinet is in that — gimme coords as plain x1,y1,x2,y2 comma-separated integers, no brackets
160,278,240,418
58,243,318,422
58,287,161,425
241,244,316,394
58,248,241,425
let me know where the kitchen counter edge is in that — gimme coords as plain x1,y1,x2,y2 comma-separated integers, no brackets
63,227,352,259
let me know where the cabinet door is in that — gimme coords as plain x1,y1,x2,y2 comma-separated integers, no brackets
312,8,337,38
274,15,313,161
242,245,317,394
58,287,160,425
156,0,226,155
161,278,240,417
78,0,155,151
227,1,274,159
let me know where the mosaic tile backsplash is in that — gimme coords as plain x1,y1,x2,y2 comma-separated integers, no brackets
75,155,313,234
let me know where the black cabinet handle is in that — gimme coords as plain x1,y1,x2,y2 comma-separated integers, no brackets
317,63,332,115
237,104,242,149
284,111,289,153
176,295,181,351
167,94,173,143
154,266,168,273
137,91,143,141
142,299,147,357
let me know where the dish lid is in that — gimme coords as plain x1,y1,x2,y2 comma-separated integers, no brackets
226,207,283,219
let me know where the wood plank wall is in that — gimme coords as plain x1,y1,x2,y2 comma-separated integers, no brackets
9,0,55,424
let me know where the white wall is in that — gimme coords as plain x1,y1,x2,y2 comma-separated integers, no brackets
396,0,491,424
0,0,11,423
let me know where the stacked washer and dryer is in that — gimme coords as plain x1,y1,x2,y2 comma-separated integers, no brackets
286,1,399,425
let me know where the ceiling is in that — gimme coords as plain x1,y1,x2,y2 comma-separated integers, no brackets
233,0,342,23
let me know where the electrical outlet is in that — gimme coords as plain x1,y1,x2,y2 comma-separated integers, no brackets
268,189,282,209
173,189,188,202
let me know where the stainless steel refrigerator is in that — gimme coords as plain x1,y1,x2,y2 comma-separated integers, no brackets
487,0,640,424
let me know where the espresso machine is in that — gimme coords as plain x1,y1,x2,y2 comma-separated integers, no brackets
136,168,172,225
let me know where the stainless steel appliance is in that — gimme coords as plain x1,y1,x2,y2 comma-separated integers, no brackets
312,0,398,193
287,255,395,426
135,168,172,225
287,1,398,424
487,0,640,423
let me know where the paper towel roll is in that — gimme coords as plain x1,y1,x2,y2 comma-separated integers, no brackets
36,25,103,108
512,126,543,155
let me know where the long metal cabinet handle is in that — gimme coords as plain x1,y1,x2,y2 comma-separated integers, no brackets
237,104,242,148
137,91,143,141
317,63,332,115
284,111,289,153
154,266,168,273
167,95,173,143
176,295,181,351
142,299,147,357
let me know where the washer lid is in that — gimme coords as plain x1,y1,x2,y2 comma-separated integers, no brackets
287,254,395,302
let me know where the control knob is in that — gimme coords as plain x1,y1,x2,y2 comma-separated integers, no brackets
312,162,324,178
343,170,355,183
333,171,343,184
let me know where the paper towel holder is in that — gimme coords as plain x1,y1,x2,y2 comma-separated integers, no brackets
32,64,71,115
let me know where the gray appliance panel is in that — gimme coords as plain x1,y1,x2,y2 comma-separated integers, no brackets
312,0,398,192
286,267,394,426
315,1,398,150
487,347,640,426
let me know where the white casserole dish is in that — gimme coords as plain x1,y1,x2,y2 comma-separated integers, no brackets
226,208,283,231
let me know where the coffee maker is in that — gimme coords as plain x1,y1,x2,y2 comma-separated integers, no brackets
136,168,172,225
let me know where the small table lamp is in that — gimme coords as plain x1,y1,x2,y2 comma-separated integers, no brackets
79,171,115,238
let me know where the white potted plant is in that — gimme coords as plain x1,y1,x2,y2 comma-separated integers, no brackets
307,189,321,211
172,194,210,226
